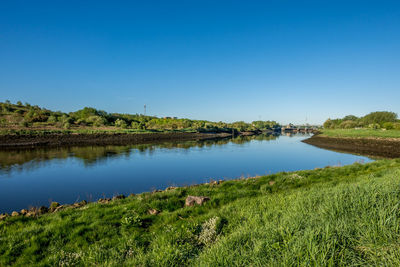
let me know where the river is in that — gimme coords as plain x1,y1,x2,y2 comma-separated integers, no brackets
0,133,372,213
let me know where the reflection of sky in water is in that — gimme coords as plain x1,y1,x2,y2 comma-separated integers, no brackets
0,134,372,213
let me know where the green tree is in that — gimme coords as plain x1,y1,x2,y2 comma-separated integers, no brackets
362,111,397,125
323,119,333,129
342,115,358,121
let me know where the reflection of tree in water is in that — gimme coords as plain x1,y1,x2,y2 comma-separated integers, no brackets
0,134,279,174
230,134,278,144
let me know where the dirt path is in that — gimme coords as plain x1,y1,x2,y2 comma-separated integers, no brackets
302,134,400,158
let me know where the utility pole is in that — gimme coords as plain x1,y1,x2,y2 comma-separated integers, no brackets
144,104,146,116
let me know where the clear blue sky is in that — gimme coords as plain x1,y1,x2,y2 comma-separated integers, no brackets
1,1,399,124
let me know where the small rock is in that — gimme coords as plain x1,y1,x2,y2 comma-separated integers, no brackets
98,198,111,204
53,205,65,213
165,186,178,191
148,209,160,215
25,211,36,217
185,196,210,207
38,206,48,215
269,181,276,186
49,202,60,212
20,209,28,215
72,200,87,208
11,211,19,217
0,213,9,220
26,207,38,217
112,195,125,201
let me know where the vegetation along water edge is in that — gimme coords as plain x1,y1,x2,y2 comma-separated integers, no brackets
0,101,281,148
1,159,400,266
303,111,400,158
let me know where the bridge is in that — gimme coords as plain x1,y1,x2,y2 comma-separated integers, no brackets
281,125,319,133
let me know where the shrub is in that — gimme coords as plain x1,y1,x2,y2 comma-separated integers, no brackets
14,109,24,115
368,123,381,129
1,104,9,113
86,116,106,127
115,119,128,128
383,122,394,130
197,217,220,246
19,121,29,127
47,115,57,123
339,120,357,129
60,115,73,124
63,122,71,129
131,121,140,129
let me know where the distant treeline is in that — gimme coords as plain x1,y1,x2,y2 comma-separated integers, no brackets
323,111,400,130
0,100,280,133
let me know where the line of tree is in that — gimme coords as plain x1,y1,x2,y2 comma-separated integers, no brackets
323,111,400,130
0,101,280,133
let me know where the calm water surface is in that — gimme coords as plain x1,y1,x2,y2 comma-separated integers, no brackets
0,134,372,213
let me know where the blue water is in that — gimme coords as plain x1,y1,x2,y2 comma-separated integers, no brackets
0,134,372,213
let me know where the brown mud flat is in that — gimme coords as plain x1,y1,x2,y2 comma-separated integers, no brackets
0,132,232,149
303,135,400,158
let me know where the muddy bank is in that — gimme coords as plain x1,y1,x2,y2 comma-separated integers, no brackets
0,132,233,149
302,134,400,158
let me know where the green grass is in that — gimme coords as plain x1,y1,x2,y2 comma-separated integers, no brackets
1,159,400,266
320,128,400,139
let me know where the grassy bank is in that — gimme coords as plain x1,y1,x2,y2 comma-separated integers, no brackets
319,129,400,139
1,159,400,266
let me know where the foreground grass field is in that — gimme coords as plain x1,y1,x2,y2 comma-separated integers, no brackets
1,159,400,266
320,129,400,139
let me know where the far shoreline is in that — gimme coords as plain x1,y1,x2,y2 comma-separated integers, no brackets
302,133,400,159
0,131,264,150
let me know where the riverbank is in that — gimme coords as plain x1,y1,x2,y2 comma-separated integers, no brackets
316,129,400,139
0,131,236,149
302,132,400,158
1,159,400,265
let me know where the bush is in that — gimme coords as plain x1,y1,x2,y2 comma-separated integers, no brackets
368,123,381,129
339,120,357,129
393,123,400,130
47,115,57,123
383,122,394,130
63,122,71,129
86,116,106,127
131,121,140,129
115,119,127,128
19,121,29,127
60,115,73,124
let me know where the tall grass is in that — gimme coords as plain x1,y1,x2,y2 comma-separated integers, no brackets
1,159,400,266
